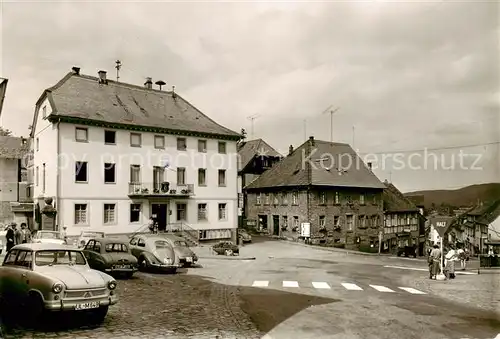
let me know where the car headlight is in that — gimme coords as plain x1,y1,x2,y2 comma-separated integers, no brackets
163,257,172,265
52,282,64,293
107,281,117,290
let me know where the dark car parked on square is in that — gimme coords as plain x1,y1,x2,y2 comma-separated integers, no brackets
397,245,417,258
212,241,239,256
82,238,138,278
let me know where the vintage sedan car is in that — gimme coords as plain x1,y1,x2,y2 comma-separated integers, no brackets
0,243,118,323
161,234,198,267
76,231,106,248
129,235,180,273
212,241,239,256
82,238,138,278
32,231,66,245
238,229,252,243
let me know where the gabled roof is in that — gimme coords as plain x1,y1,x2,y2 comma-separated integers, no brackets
383,182,419,213
33,71,241,140
245,138,385,190
0,136,30,159
476,199,500,225
237,139,282,172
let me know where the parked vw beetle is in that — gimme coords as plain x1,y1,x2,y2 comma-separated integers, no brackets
0,243,118,324
212,241,239,256
82,238,138,278
129,235,180,273
161,234,198,267
32,231,66,245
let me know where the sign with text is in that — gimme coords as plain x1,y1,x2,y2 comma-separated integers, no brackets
300,222,311,238
430,216,453,237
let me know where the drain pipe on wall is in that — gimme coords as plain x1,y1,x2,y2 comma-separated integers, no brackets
56,118,61,230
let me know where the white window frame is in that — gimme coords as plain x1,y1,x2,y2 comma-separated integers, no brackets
218,203,227,221
75,127,88,142
319,216,326,227
218,141,226,154
198,203,208,221
218,169,226,187
103,203,116,225
346,214,353,231
154,135,165,149
177,138,187,151
104,130,116,145
177,167,186,186
176,203,187,221
292,192,299,205
360,194,365,205
75,161,88,183
198,140,207,153
334,192,340,204
319,192,326,204
130,203,142,223
283,215,288,227
256,193,262,205
74,203,88,225
198,168,207,186
130,133,142,147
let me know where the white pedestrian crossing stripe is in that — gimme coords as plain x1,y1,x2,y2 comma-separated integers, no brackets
283,280,299,288
312,282,331,289
398,287,426,294
341,283,363,291
369,284,395,292
250,280,427,295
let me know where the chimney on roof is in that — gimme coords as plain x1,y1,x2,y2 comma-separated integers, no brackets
172,85,177,99
367,162,372,171
384,179,389,184
289,145,294,155
155,80,166,90
98,70,107,84
144,77,153,89
72,67,80,75
309,136,315,146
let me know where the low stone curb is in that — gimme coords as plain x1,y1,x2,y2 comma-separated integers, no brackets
277,238,390,257
198,256,256,260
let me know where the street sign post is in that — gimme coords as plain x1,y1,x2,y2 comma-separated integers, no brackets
430,216,453,279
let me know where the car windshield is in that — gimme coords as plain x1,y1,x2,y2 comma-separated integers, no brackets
39,232,61,239
105,243,128,253
174,240,188,247
35,250,86,266
83,232,104,238
154,240,171,249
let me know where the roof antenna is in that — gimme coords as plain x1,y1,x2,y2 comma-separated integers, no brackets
115,60,122,82
172,85,177,99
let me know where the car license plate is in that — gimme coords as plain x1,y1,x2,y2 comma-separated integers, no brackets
75,301,99,310
116,265,129,269
186,257,192,262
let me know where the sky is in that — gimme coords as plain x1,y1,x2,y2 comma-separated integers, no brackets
0,1,498,193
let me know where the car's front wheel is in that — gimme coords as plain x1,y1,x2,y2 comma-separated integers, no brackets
90,306,108,324
26,293,45,325
138,257,149,271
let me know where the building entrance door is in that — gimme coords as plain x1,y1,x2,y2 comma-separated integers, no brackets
151,204,168,231
273,215,280,236
258,215,268,232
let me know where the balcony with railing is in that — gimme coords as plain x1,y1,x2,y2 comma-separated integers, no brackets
128,182,195,198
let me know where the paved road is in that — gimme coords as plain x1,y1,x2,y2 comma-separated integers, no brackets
2,238,500,339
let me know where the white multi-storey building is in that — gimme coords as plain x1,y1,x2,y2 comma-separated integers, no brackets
30,67,241,241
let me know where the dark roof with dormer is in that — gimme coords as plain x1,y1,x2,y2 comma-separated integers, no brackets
0,136,30,159
237,139,282,172
245,138,385,190
31,71,241,140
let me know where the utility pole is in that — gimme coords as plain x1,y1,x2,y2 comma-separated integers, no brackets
115,60,122,82
321,105,340,143
247,114,260,140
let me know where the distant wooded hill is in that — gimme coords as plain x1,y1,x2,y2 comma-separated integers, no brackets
404,183,500,210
